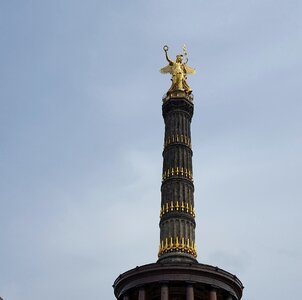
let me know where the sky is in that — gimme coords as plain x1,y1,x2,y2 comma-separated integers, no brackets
0,1,301,299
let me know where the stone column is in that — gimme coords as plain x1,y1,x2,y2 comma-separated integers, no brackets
161,284,169,300
138,287,146,300
209,288,217,300
186,284,194,300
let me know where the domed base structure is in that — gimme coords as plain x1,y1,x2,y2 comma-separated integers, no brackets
113,262,243,300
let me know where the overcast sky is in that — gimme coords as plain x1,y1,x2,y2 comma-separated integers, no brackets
1,1,302,300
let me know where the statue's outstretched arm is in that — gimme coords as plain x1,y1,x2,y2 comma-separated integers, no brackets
163,45,173,65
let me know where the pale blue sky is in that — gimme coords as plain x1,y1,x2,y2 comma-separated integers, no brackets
1,1,302,299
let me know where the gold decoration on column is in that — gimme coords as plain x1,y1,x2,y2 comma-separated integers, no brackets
181,201,184,212
158,236,197,257
162,167,193,182
160,201,195,218
164,134,192,148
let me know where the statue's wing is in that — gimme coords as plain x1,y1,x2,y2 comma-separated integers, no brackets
160,64,173,74
184,65,196,75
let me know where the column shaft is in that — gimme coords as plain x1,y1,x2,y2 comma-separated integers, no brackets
186,285,194,300
161,284,169,300
138,287,146,300
210,289,217,300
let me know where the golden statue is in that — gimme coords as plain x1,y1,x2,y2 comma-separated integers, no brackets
160,45,196,94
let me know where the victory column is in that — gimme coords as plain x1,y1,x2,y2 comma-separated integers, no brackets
113,46,244,300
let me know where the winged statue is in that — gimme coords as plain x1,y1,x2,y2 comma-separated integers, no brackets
160,45,196,94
